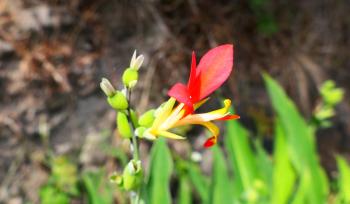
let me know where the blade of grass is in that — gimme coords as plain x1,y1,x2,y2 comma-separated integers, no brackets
146,138,173,204
178,174,192,204
225,118,258,196
263,74,328,203
335,156,350,203
186,161,209,203
209,146,233,204
272,120,296,204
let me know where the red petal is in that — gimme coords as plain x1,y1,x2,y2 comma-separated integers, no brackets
168,83,193,108
197,44,233,100
187,52,200,102
203,136,217,148
188,51,197,89
218,114,240,121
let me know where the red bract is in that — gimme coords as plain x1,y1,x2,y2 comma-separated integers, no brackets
168,44,234,113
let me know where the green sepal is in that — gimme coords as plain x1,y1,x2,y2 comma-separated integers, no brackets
138,109,155,127
107,91,128,110
117,112,132,139
130,109,139,128
122,160,143,191
122,68,138,88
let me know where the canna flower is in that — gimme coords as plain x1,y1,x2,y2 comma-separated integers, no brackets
139,44,239,148
168,44,233,113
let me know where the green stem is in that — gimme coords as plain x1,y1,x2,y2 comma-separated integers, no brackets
126,88,141,203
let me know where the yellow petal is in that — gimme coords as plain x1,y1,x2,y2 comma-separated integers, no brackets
158,130,186,140
194,98,210,110
152,97,176,129
198,122,219,137
175,99,232,125
159,103,185,130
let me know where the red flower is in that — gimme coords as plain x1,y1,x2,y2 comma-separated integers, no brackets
168,44,234,113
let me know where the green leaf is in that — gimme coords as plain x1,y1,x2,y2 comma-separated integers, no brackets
146,138,173,204
335,156,350,203
82,170,114,204
40,185,70,204
209,146,233,204
263,74,328,203
186,161,209,203
178,175,192,204
225,117,258,197
272,120,296,204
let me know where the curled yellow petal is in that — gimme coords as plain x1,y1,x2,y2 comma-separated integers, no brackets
175,99,232,125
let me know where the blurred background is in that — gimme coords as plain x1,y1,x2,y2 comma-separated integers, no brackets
0,0,349,203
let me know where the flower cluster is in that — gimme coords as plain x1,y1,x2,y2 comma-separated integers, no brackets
101,44,239,199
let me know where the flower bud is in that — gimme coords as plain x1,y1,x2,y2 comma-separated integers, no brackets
122,68,138,88
100,78,115,97
109,172,123,188
122,160,143,190
117,112,132,139
138,109,155,127
107,91,128,110
135,127,147,138
130,50,144,70
320,80,344,106
130,109,139,128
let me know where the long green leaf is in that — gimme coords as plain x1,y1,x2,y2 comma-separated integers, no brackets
209,146,233,204
225,118,258,196
186,161,209,203
178,175,192,204
335,156,350,203
82,170,114,204
146,138,173,204
272,120,296,204
264,74,328,203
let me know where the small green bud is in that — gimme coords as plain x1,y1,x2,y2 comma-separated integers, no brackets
100,78,115,97
320,80,344,106
109,172,123,187
123,160,143,190
135,127,147,138
117,112,132,139
315,106,335,120
122,68,138,88
130,109,139,128
107,91,128,110
138,109,155,127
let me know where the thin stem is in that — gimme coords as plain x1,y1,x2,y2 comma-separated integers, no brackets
126,88,140,161
125,88,141,204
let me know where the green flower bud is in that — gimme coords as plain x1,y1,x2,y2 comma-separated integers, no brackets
100,78,115,97
320,80,344,106
130,109,139,128
315,106,335,120
138,109,155,127
109,172,123,188
122,160,143,191
117,112,132,139
135,127,147,138
107,91,128,110
122,68,138,88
